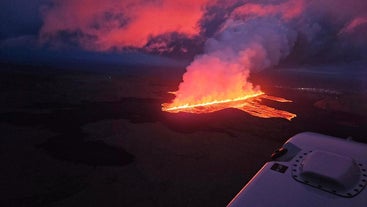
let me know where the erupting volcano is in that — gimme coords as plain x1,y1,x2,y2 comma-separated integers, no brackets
162,83,296,121
162,92,296,121
161,53,297,120
161,3,300,121
158,0,308,121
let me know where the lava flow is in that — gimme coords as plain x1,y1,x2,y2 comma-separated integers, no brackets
162,92,297,121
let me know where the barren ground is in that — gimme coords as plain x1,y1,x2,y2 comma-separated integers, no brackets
0,63,366,206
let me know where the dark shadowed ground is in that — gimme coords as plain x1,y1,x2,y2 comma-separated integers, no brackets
0,62,366,207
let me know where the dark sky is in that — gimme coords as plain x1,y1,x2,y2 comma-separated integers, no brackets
0,0,44,39
0,0,366,68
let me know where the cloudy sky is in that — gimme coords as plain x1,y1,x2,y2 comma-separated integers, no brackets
0,0,366,67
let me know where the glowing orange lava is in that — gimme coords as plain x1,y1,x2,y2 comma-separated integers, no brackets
162,92,297,121
161,52,296,120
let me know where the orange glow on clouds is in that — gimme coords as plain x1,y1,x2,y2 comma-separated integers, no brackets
162,56,296,120
339,16,367,35
40,0,209,50
167,55,261,108
161,0,299,120
229,0,305,21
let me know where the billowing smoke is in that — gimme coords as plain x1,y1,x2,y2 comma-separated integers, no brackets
39,0,367,61
202,0,367,65
167,0,303,106
165,0,367,107
39,0,367,107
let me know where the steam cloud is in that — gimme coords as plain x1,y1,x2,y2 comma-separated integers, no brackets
168,0,366,105
39,0,367,105
40,0,367,60
169,0,301,105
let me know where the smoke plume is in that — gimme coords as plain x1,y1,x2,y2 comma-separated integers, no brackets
39,0,367,61
165,0,367,106
39,0,367,106
169,0,302,106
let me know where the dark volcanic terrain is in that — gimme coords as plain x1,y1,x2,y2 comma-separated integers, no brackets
0,63,366,207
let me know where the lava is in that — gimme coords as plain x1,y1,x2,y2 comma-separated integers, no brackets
160,0,300,121
162,93,297,121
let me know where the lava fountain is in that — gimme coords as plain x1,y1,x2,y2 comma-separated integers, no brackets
162,94,296,121
162,1,302,120
161,56,297,121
